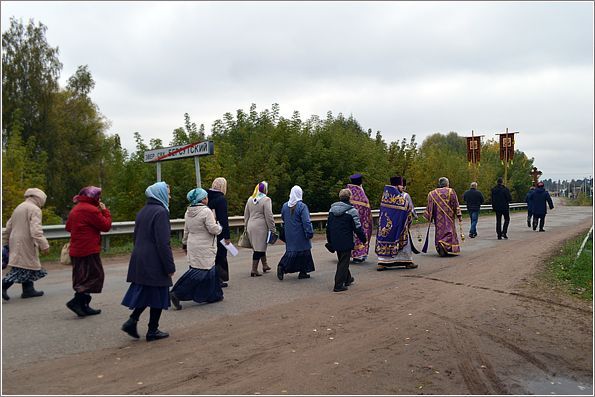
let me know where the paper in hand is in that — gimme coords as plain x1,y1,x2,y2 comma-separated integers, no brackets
220,239,239,256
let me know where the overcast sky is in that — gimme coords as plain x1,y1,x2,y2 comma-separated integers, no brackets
2,1,593,181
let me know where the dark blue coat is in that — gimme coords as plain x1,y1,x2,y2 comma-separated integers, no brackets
529,187,554,216
525,189,535,212
126,198,176,287
463,188,485,211
281,201,314,252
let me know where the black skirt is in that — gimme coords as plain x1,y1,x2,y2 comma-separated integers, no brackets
278,250,315,274
171,266,223,304
71,253,104,293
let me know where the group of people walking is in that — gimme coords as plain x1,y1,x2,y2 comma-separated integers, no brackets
2,173,553,341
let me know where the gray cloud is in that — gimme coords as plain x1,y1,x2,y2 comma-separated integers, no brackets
2,1,593,182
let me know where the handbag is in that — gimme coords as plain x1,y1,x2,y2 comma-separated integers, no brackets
237,231,252,248
60,242,72,265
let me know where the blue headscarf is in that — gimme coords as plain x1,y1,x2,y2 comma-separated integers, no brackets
145,182,169,212
187,188,208,206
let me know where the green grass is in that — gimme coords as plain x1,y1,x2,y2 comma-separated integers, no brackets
546,230,593,300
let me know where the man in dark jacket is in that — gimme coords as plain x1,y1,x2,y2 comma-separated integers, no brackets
462,182,484,238
326,189,367,292
207,178,230,288
525,186,536,227
529,181,554,231
490,177,513,240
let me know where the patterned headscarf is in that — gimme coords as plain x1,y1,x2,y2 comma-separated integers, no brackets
211,177,227,195
288,185,303,208
249,181,268,204
145,182,170,211
187,188,208,206
73,186,102,204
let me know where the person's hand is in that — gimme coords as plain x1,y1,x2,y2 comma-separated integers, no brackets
99,202,106,211
224,239,231,245
168,272,175,277
41,247,50,255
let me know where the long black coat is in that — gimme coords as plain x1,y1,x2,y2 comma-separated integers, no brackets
491,184,512,212
529,187,554,216
126,198,176,287
207,189,230,256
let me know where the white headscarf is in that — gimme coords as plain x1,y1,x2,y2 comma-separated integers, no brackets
288,185,303,208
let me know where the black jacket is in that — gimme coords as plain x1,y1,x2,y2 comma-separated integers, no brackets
207,189,230,240
326,200,367,252
463,188,485,211
127,198,176,287
529,187,554,215
491,184,512,212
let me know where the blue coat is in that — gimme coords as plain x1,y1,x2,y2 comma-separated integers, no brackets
126,198,176,287
281,201,314,252
525,189,535,212
529,187,554,216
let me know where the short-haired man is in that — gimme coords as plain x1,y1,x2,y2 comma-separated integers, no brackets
490,177,512,240
463,182,485,238
326,189,367,292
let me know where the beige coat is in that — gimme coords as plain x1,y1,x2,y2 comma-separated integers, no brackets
2,189,50,270
244,196,275,252
182,204,222,270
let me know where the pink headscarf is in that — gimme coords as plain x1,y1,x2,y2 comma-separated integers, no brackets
73,186,102,204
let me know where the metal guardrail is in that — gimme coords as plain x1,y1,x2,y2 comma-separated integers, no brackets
2,203,527,249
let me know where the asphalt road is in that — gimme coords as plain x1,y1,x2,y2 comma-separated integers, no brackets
2,198,591,369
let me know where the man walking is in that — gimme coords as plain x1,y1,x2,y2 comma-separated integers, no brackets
326,189,367,292
525,186,536,228
423,177,463,257
490,177,512,240
346,173,373,263
529,181,554,231
463,182,484,238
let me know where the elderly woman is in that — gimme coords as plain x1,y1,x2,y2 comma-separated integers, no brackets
244,181,276,277
169,188,223,310
65,186,112,317
277,185,315,280
207,177,231,288
2,188,50,301
121,182,176,342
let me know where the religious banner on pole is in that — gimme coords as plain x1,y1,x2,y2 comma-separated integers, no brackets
466,136,481,163
499,133,515,161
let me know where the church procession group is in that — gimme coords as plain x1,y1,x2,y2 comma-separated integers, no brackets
2,173,554,342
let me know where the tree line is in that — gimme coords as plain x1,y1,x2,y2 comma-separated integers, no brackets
2,17,537,226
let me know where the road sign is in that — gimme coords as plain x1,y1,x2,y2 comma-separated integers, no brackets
144,141,214,163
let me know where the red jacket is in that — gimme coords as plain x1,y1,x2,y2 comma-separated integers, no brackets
66,198,112,257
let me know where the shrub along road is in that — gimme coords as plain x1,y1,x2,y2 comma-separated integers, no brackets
2,199,593,394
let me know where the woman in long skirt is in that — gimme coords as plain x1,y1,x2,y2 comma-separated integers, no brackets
277,185,315,280
244,181,276,277
121,182,176,342
169,188,223,310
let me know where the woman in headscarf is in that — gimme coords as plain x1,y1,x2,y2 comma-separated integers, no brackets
121,182,176,342
243,181,276,277
169,188,223,310
2,188,50,301
277,185,315,280
207,177,231,288
64,186,112,317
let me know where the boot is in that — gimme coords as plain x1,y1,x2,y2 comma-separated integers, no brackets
261,256,271,273
2,280,13,301
82,294,101,315
121,317,140,339
21,281,43,298
146,329,169,341
250,260,262,277
66,293,87,317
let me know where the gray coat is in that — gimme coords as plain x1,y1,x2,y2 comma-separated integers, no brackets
244,196,275,252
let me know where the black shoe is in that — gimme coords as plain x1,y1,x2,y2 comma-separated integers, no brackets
2,280,13,301
21,281,43,298
121,318,140,339
539,229,545,232
405,263,418,269
527,221,531,227
497,236,502,240
277,265,284,281
220,282,228,288
345,277,355,286
83,306,101,315
333,285,348,292
351,258,363,264
298,272,310,279
2,289,9,301
502,234,508,240
533,227,537,231
66,298,87,317
170,291,182,310
146,329,169,342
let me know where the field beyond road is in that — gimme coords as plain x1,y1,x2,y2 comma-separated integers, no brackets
2,199,593,395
